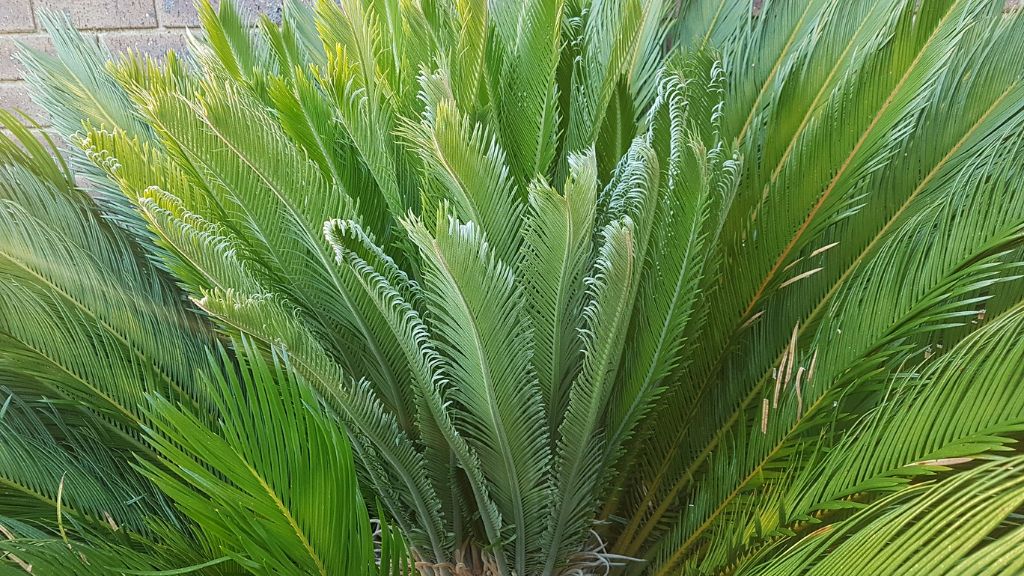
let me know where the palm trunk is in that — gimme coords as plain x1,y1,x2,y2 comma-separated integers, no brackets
414,544,502,576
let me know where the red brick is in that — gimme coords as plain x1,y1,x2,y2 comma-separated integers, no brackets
35,0,158,30
0,0,35,33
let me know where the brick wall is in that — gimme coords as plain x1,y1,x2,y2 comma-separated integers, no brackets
0,0,283,129
4,0,1022,130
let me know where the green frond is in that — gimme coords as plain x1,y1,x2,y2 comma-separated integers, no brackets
281,0,327,69
325,217,493,537
193,0,272,83
0,107,392,574
128,75,430,428
401,98,524,265
563,0,665,162
313,0,419,219
136,186,260,297
0,109,71,189
195,287,447,559
738,455,1024,576
0,537,238,576
606,52,739,470
488,0,565,183
545,215,638,573
141,340,377,576
0,146,214,428
783,298,1024,526
521,149,598,432
405,212,550,574
644,94,1024,575
0,392,178,535
622,4,1024,567
447,0,487,113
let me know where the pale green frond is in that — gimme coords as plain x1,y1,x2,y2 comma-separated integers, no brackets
137,76,357,286
325,218,466,532
401,98,524,264
0,109,71,190
18,11,158,242
562,0,661,159
543,131,664,564
311,0,435,217
136,187,260,296
606,52,739,471
315,0,429,112
132,77,425,425
266,73,346,191
193,0,272,83
110,43,512,448
22,12,151,141
260,10,309,86
78,129,263,299
314,38,411,220
79,125,216,228
521,149,598,433
626,0,672,121
489,0,565,183
447,0,487,114
544,216,637,574
405,213,550,574
127,173,446,561
282,0,327,69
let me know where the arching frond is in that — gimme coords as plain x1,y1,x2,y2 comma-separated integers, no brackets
141,341,378,576
0,135,214,430
405,212,551,574
545,215,638,573
617,4,1024,569
521,149,598,431
401,98,524,265
737,455,1024,576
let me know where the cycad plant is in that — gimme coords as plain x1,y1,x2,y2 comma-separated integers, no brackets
3,0,1024,574
0,113,408,575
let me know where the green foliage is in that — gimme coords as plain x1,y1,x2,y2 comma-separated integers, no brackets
2,0,1024,574
141,340,376,576
0,112,406,574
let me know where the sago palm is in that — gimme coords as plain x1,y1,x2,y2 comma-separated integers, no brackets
3,0,1024,574
0,112,409,575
